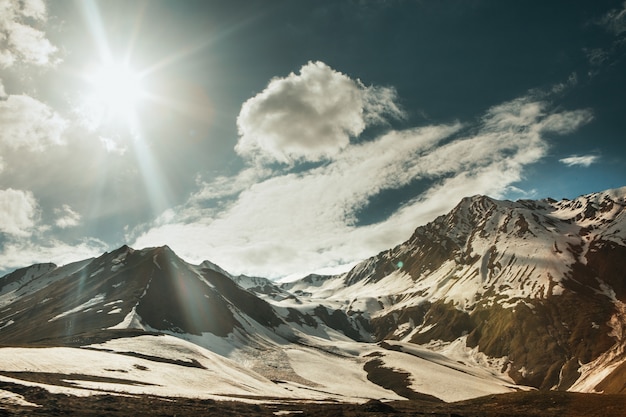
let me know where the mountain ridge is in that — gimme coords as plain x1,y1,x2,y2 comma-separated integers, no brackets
1,186,625,402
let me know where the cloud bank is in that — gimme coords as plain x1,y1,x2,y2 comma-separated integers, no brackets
130,62,594,279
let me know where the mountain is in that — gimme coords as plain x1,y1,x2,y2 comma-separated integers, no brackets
280,187,626,391
0,187,625,404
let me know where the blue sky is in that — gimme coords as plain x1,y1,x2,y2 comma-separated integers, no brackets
0,0,624,278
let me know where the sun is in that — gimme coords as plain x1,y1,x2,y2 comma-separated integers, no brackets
90,63,143,111
81,61,147,131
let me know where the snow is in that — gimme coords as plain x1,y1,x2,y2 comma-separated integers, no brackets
0,389,40,408
377,345,517,402
284,347,402,401
90,267,104,277
0,319,14,330
48,293,106,322
0,340,291,400
152,254,161,270
109,306,145,330
0,259,91,308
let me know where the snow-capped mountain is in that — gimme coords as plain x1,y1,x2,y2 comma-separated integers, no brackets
282,186,626,391
1,187,625,402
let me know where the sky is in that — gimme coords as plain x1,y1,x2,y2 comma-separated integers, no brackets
0,0,625,280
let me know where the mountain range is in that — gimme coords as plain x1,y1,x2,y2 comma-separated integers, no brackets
1,187,625,405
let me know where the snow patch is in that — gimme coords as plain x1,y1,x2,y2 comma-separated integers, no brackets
49,294,106,322
0,319,14,330
109,306,145,330
90,267,104,277
0,388,40,407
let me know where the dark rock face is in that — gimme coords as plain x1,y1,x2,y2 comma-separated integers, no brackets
135,248,238,336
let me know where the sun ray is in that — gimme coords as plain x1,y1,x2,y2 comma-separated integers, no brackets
75,0,172,220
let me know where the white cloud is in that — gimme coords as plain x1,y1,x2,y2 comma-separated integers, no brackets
0,188,39,237
0,94,68,151
0,237,108,273
131,88,594,278
20,0,47,20
54,204,81,228
0,0,58,68
99,136,127,154
235,61,404,164
559,154,600,167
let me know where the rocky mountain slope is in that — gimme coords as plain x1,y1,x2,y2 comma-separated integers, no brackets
0,187,625,402
276,187,626,391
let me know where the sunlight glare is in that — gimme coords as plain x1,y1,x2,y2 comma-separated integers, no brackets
87,62,145,121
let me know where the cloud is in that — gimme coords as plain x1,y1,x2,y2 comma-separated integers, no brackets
0,237,108,274
131,84,594,278
585,2,626,74
0,0,58,68
0,188,39,237
235,61,404,164
54,204,82,228
559,154,600,167
600,1,626,35
99,136,127,155
0,94,68,151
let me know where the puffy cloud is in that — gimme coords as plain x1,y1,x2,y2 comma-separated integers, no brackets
54,204,82,228
559,154,600,167
20,0,47,20
0,0,58,68
131,91,593,278
0,94,68,150
235,61,404,163
0,188,39,236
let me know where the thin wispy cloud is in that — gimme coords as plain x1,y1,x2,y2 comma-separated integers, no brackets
586,1,626,73
600,1,626,36
559,154,600,167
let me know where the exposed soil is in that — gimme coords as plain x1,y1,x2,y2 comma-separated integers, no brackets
1,381,625,417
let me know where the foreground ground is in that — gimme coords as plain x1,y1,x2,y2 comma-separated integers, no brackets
1,381,625,417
